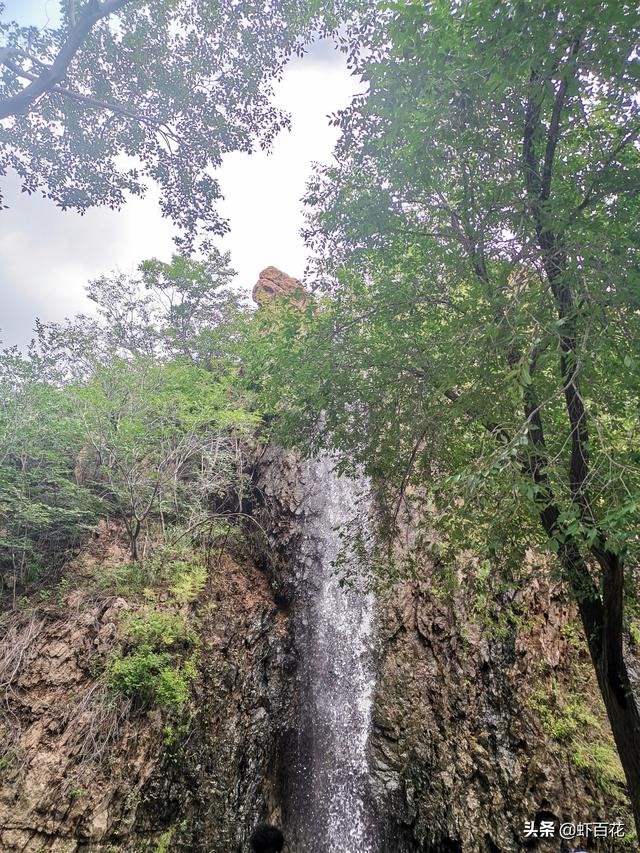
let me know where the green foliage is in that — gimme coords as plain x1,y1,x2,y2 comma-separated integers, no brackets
0,252,257,596
530,674,627,805
241,1,640,809
137,252,243,364
39,248,245,370
66,784,88,801
94,560,158,597
73,354,255,559
572,741,627,800
168,560,207,604
530,683,598,742
93,548,208,605
121,609,196,648
0,347,102,595
107,607,198,710
162,720,192,749
0,0,361,247
154,827,176,853
244,0,640,588
107,647,192,710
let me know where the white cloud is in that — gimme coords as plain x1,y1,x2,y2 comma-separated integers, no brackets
217,43,358,292
0,176,174,345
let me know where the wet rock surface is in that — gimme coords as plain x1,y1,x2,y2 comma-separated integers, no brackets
134,554,293,853
0,447,634,851
371,573,632,852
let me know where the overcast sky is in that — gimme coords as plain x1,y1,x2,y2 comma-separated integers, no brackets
0,1,359,348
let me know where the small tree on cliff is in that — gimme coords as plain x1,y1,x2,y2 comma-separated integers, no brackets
75,357,255,560
35,248,243,374
244,0,640,831
34,254,257,560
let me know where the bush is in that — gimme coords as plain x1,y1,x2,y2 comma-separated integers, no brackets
106,607,198,710
107,645,191,710
122,610,196,648
167,558,207,603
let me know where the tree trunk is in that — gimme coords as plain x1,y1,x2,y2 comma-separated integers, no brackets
522,90,640,830
577,594,640,835
129,519,141,561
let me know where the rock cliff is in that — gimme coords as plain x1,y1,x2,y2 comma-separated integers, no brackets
371,574,632,851
0,445,634,851
0,523,293,852
251,447,634,852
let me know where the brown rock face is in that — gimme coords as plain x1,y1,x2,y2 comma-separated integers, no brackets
371,574,633,852
252,266,309,307
0,525,292,852
0,591,163,852
251,451,634,853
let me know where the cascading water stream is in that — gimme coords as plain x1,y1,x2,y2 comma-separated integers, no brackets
287,455,379,853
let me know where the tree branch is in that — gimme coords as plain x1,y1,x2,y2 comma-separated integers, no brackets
541,38,580,201
573,123,640,217
522,69,544,204
50,83,179,144
0,0,133,121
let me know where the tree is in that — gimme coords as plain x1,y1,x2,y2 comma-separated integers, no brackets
0,252,255,585
0,0,357,245
247,0,640,829
32,252,256,559
138,252,241,363
0,345,100,599
35,248,243,372
75,356,256,559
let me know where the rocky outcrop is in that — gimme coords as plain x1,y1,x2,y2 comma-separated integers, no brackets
252,266,309,307
135,552,294,852
0,591,163,851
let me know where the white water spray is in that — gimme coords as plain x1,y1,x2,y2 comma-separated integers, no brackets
288,455,378,852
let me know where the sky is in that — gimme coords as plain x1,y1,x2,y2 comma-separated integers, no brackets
0,1,360,348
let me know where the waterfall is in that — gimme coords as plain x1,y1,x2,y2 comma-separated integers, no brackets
287,455,378,853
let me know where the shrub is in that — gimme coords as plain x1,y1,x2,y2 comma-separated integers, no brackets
107,645,191,710
106,607,198,710
94,549,208,604
168,559,207,603
122,610,196,648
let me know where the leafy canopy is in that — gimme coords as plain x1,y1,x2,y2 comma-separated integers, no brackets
250,0,640,576
0,0,359,245
243,1,640,817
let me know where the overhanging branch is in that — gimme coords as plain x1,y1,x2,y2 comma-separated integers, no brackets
0,0,133,121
